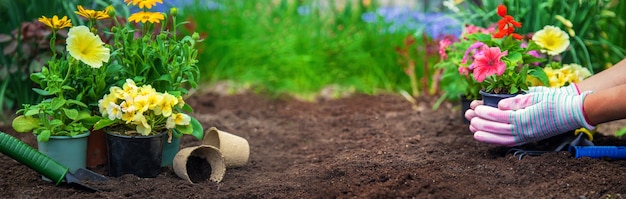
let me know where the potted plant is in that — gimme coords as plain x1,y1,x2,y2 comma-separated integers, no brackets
94,79,201,178
439,4,578,108
92,1,204,177
10,14,111,178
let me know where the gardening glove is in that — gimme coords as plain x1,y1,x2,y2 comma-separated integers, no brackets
527,83,580,95
469,91,595,146
464,83,580,122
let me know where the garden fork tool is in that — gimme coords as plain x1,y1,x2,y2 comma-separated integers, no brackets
0,131,107,192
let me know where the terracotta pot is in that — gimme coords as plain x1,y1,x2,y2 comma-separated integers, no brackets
86,129,107,169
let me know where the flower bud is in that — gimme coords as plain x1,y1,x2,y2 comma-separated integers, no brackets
192,32,200,40
107,6,116,18
170,7,178,17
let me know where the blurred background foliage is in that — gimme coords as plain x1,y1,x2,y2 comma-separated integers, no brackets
1,0,625,123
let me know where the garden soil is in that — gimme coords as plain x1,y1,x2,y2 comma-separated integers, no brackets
2,90,626,198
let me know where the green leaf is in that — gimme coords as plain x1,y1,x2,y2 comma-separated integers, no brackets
11,116,40,133
529,68,549,86
50,98,66,110
32,88,51,96
93,118,118,130
189,117,204,140
66,99,88,108
37,130,51,142
63,108,79,120
616,127,626,137
176,124,193,135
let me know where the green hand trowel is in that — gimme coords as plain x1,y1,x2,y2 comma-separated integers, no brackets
0,131,107,192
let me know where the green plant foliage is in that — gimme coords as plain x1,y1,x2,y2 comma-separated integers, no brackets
182,0,422,99
449,0,626,74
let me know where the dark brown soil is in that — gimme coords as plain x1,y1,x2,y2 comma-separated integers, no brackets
2,91,626,198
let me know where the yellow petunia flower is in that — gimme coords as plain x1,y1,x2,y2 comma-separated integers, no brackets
38,15,72,31
66,26,110,68
75,5,109,20
532,25,570,56
128,11,164,24
125,0,164,9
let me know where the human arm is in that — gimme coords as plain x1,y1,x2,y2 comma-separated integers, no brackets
576,58,626,92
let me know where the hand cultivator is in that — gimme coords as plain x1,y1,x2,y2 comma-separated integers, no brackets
508,131,626,160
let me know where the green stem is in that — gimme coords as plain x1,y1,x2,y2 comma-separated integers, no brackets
50,31,57,58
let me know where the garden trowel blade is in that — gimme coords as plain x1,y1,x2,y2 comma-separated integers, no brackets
65,168,108,192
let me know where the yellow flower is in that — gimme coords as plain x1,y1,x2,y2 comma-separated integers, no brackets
38,15,72,31
147,92,162,110
122,79,139,97
166,113,190,129
128,11,164,24
561,63,591,83
176,96,185,108
98,93,119,114
133,94,150,113
66,26,110,68
106,102,123,120
75,5,109,20
125,0,164,9
154,93,178,117
532,25,570,56
132,113,152,135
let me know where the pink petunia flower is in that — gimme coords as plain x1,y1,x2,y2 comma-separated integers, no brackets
438,38,452,60
472,46,508,82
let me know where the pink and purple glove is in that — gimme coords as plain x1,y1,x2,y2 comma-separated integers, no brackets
468,91,595,146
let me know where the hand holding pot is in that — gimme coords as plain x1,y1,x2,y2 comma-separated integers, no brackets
469,91,595,146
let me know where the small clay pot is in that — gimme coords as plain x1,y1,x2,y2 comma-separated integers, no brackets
173,145,226,183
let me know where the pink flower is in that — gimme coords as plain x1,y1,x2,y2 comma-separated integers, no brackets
438,39,452,60
472,46,508,82
461,41,485,64
458,66,469,76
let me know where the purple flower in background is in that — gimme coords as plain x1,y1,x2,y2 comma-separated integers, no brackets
126,0,222,13
361,12,377,23
361,6,462,39
297,5,312,16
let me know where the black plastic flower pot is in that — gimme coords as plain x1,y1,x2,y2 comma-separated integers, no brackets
106,131,166,178
479,90,517,108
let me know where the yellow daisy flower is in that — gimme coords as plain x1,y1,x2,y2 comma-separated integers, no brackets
38,15,72,31
66,26,110,68
75,5,109,20
125,0,164,9
532,25,570,56
128,11,164,24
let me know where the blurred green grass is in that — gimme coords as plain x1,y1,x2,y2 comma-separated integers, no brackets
182,0,431,100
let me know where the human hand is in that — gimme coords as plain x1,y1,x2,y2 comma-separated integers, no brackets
464,83,580,122
468,91,595,146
